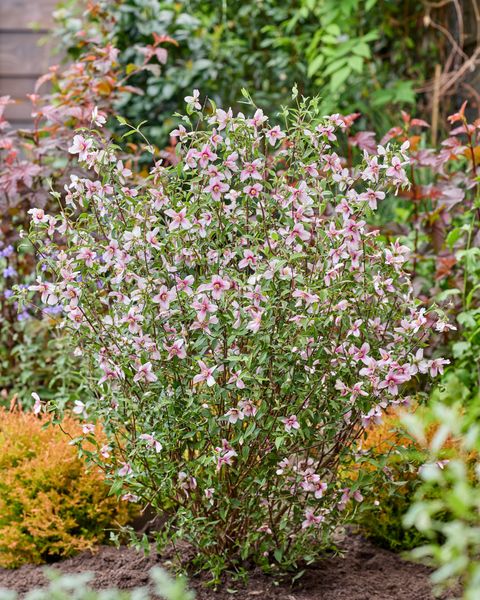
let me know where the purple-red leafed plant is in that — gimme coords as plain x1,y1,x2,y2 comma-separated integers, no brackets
20,93,449,574
0,34,174,403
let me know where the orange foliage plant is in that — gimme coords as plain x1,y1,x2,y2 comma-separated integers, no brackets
0,408,132,568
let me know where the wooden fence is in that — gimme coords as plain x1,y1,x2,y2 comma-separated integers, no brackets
0,0,57,128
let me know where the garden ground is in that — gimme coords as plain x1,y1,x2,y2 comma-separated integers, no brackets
0,532,453,599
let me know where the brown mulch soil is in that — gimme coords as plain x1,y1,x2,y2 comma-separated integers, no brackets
0,534,451,599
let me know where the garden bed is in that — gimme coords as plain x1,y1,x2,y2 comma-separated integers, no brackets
0,533,449,599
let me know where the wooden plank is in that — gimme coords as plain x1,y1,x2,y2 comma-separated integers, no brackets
0,0,59,29
7,120,33,129
0,76,39,98
3,98,34,121
0,32,55,76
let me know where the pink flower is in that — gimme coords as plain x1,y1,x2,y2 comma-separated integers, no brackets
118,462,133,477
206,177,229,201
348,319,363,338
240,159,263,181
152,285,176,310
193,360,217,386
29,278,58,305
361,406,383,428
165,338,187,360
266,125,286,146
386,156,408,185
238,399,257,417
133,361,158,383
28,208,49,224
362,155,380,183
184,89,201,110
122,308,144,334
76,247,97,267
313,481,327,499
198,274,230,300
225,407,244,424
228,371,245,389
139,433,162,453
359,188,385,210
248,108,268,128
32,392,42,415
165,207,192,231
281,222,310,245
243,183,263,198
302,508,324,528
197,144,218,168
216,449,237,470
378,370,408,395
281,415,300,433
91,106,106,127
146,227,161,249
316,123,337,141
292,289,319,307
429,357,450,377
223,151,239,175
175,274,195,295
67,306,84,328
238,249,257,270
73,400,86,415
192,294,218,321
68,134,93,161
209,107,233,130
171,124,188,140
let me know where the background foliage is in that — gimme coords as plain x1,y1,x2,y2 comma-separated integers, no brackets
54,0,445,146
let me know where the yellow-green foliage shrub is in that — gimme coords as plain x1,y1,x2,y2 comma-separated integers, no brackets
354,407,473,551
0,408,131,568
352,411,425,550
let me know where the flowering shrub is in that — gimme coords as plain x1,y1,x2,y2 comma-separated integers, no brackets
21,94,448,573
0,408,132,568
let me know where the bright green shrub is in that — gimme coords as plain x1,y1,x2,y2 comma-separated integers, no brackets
403,403,480,599
0,567,194,600
0,409,132,568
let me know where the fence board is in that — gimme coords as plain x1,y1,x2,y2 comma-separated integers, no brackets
0,0,59,29
0,75,38,96
2,97,33,121
0,33,54,77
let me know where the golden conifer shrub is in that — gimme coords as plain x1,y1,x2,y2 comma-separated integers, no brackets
0,408,132,568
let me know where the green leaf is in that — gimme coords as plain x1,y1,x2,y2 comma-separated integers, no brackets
325,23,341,36
458,311,477,329
352,42,371,58
350,55,364,73
452,341,470,359
307,54,325,78
329,66,351,91
446,227,464,249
